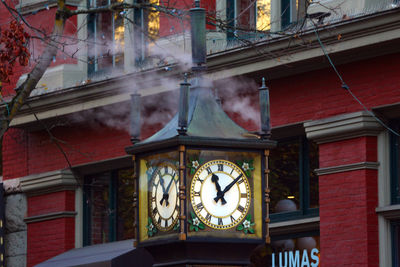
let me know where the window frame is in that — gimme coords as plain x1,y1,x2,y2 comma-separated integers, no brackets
270,135,319,222
83,169,128,246
87,0,125,77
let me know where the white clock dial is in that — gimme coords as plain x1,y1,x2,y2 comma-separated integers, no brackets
149,162,180,231
190,159,251,230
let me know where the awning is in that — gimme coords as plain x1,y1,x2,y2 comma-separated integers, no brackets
35,239,154,267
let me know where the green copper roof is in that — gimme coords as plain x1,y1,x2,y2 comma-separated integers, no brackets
141,77,250,144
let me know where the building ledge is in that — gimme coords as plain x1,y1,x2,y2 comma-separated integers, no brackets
20,169,78,196
376,204,400,220
270,217,320,236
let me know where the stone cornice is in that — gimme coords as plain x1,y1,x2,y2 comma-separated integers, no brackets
315,161,380,176
304,111,383,144
270,217,320,236
24,211,77,224
20,169,78,196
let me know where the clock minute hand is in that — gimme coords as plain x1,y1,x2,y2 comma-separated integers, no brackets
214,174,243,203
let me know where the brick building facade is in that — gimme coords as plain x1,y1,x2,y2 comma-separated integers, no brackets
1,0,400,266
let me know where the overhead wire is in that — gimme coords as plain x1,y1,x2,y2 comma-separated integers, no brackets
312,22,400,137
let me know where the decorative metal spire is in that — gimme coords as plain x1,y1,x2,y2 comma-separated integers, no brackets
130,93,141,144
190,0,206,72
178,74,191,135
259,77,271,138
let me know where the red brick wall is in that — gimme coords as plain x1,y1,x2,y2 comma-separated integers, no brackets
26,191,75,267
27,217,75,267
318,137,379,267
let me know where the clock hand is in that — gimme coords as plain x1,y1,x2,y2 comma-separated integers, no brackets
162,173,176,206
214,174,243,204
159,176,168,206
165,173,176,193
211,174,226,204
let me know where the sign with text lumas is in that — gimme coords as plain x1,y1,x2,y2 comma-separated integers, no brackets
272,248,319,267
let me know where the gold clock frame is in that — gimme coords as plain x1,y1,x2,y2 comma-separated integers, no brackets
190,159,251,230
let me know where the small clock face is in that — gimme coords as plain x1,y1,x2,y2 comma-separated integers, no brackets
190,159,251,230
149,162,180,231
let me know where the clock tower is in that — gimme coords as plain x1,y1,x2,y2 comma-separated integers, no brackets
125,1,276,265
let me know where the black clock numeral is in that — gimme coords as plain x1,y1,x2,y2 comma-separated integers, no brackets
205,213,212,222
152,207,158,215
206,167,212,174
230,215,235,223
230,168,234,175
197,178,204,184
164,166,169,174
237,174,244,184
158,217,162,225
217,164,224,172
194,191,200,197
218,217,223,226
150,196,156,202
196,202,204,212
237,205,245,213
241,193,247,198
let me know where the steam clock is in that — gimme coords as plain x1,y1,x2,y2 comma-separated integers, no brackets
125,1,276,265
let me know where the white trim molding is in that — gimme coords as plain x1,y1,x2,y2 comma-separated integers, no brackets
270,217,320,236
16,0,82,15
20,169,78,196
304,111,383,144
315,161,380,176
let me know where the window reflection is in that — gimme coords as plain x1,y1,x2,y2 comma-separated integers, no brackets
84,169,135,245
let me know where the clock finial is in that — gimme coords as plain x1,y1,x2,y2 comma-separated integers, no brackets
178,73,191,135
259,77,271,138
130,93,141,144
190,0,206,72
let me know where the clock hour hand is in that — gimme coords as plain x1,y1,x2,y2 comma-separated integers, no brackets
214,174,243,203
159,177,169,206
211,174,226,205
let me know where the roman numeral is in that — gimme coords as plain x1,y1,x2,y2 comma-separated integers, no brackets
230,168,234,175
206,167,212,174
230,215,235,223
218,218,223,226
158,217,161,225
241,193,247,198
164,166,169,174
196,202,204,212
205,213,212,222
217,164,223,171
150,196,156,202
237,174,244,184
237,205,245,213
197,178,204,184
152,207,158,215
194,191,200,197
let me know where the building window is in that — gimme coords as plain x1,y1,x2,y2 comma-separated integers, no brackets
392,221,400,266
270,136,319,221
87,0,125,76
83,169,135,246
390,122,400,204
226,0,271,40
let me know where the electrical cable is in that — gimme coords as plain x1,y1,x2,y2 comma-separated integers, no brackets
312,24,400,137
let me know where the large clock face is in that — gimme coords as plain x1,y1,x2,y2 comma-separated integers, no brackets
149,162,180,231
190,159,251,230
